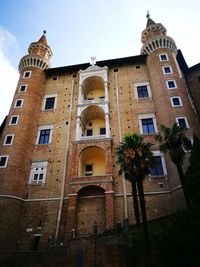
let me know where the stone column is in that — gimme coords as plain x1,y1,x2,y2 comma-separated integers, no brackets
104,81,108,101
105,113,110,138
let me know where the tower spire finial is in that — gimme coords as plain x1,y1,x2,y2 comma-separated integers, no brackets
146,10,150,19
43,30,47,35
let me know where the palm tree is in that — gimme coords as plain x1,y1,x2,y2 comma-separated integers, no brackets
117,133,153,253
156,123,191,207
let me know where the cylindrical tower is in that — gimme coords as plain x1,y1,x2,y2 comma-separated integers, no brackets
0,32,52,249
141,14,199,209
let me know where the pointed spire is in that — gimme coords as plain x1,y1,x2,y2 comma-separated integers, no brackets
38,30,48,46
146,11,156,27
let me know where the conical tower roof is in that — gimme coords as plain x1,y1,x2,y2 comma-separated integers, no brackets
38,33,48,46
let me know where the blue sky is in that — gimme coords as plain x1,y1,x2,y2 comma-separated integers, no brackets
0,0,200,123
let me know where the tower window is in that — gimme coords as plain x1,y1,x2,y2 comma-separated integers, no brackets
137,85,149,98
52,76,58,80
176,117,189,129
135,65,141,69
14,99,24,108
19,84,28,92
3,135,14,146
9,115,19,125
23,71,31,78
0,155,9,168
45,97,55,110
159,54,168,61
163,66,172,74
85,164,93,176
166,80,177,89
170,96,182,107
29,161,48,184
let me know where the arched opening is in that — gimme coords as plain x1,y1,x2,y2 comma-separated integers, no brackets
80,105,106,138
82,76,105,101
77,186,106,236
78,146,105,177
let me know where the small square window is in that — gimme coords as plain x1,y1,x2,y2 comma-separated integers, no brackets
52,76,58,80
14,99,23,108
9,116,19,125
4,135,14,146
88,122,93,127
23,71,31,78
0,155,9,168
100,128,106,135
137,85,149,98
163,66,172,74
135,65,141,69
171,97,182,107
19,84,27,92
176,117,189,129
166,80,177,89
45,97,55,110
159,54,168,61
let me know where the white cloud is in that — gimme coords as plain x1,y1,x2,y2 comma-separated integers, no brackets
0,27,19,125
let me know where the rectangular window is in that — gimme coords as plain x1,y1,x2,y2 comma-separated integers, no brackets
163,66,172,74
134,82,151,99
45,97,55,110
36,125,53,145
159,54,168,61
23,71,31,78
14,99,24,108
86,129,93,136
0,155,9,168
100,128,106,135
29,161,48,184
166,80,177,89
150,156,164,176
142,118,155,134
85,164,93,176
9,115,19,125
19,84,27,92
170,96,182,107
3,135,14,146
176,117,189,129
137,85,149,98
39,129,51,144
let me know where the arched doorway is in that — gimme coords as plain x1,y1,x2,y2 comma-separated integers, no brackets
77,186,106,237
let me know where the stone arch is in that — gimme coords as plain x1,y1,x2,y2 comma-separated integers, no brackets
82,76,105,101
78,146,105,177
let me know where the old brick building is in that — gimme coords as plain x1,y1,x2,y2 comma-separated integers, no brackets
0,15,199,254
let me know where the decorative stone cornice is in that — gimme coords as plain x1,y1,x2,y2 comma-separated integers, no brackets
141,35,177,55
18,55,51,72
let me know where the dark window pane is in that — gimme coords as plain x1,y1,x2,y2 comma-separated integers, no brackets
16,100,22,107
85,165,92,172
0,157,7,166
45,97,55,110
39,129,50,144
100,128,106,135
142,118,155,133
20,85,26,92
150,156,164,175
33,174,38,181
137,86,149,98
160,54,167,61
178,118,187,128
173,98,180,106
86,129,93,136
39,173,44,180
11,117,17,124
168,81,175,88
5,136,12,144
